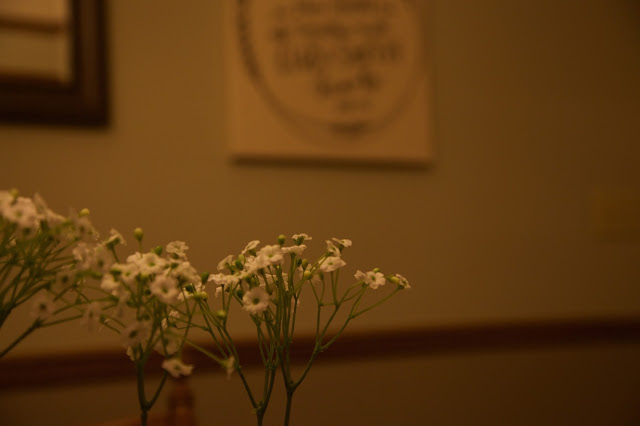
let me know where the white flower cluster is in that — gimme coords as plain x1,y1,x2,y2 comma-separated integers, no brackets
0,190,99,328
79,233,204,378
207,234,409,319
0,189,96,240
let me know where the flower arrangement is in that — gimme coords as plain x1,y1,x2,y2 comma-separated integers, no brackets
0,189,96,357
0,190,409,426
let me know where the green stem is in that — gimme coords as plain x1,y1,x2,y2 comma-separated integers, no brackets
136,361,149,426
147,372,169,409
284,390,294,426
0,319,41,358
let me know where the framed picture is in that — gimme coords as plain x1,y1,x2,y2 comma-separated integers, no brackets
225,0,432,165
0,0,108,126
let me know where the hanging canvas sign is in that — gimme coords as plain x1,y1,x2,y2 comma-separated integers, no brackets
226,0,432,165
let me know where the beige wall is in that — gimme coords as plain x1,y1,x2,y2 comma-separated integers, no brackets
0,0,639,424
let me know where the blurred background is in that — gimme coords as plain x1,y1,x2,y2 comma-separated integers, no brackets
0,0,639,425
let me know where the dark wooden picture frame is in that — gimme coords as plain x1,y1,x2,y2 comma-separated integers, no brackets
0,0,108,126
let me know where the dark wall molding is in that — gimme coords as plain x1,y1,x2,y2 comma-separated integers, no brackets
2,316,640,390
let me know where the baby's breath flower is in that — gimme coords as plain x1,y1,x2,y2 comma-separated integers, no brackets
355,270,386,289
224,356,235,379
208,273,239,287
173,261,200,285
161,310,181,329
292,233,312,244
319,256,346,273
332,238,352,248
325,240,339,255
154,332,180,356
242,240,260,254
162,358,194,378
133,252,167,275
166,241,188,260
242,287,270,314
121,321,151,347
217,254,234,271
150,275,180,305
81,302,103,332
282,244,306,255
69,210,97,240
106,229,126,247
395,274,410,289
126,346,140,361
30,293,55,320
255,245,284,268
4,196,42,234
52,269,76,293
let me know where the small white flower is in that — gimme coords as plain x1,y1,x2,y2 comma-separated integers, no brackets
154,332,180,356
52,269,76,293
100,273,120,293
355,270,386,289
81,302,103,332
126,346,140,361
298,266,322,285
30,293,55,320
255,245,284,268
217,255,234,271
112,262,139,288
282,244,306,255
121,321,150,347
137,252,167,275
319,256,346,273
106,228,126,247
69,210,96,239
242,287,270,314
292,233,311,243
4,196,42,234
208,273,239,287
223,356,235,379
242,240,260,254
113,293,130,319
33,193,65,228
0,190,13,213
161,310,181,329
332,238,352,248
395,274,410,289
215,286,223,298
326,240,340,255
92,244,114,273
166,241,188,259
150,275,180,305
162,358,194,378
172,260,200,285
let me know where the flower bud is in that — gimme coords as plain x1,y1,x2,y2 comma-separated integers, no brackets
301,259,308,269
303,270,312,280
79,208,90,217
200,272,211,283
9,188,19,198
234,259,244,269
152,246,163,255
134,227,144,242
389,276,400,285
185,283,195,293
277,234,286,245
372,267,380,273
193,291,208,300
215,310,227,319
